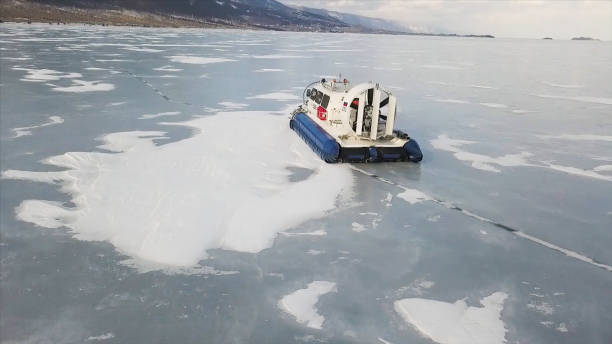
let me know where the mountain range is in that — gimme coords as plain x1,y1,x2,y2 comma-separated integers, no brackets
0,0,493,37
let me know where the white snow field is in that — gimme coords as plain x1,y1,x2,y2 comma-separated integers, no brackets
4,111,352,267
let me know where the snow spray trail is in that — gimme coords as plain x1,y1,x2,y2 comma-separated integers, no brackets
349,165,612,273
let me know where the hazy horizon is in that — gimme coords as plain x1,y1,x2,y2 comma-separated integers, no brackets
280,0,612,40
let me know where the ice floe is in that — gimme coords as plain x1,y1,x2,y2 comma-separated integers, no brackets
278,281,337,329
167,55,236,64
50,80,115,93
2,111,352,268
394,292,508,344
12,115,64,138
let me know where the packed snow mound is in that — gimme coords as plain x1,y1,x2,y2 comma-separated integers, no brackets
3,111,353,268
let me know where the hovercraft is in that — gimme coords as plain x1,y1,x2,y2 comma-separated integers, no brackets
290,77,423,163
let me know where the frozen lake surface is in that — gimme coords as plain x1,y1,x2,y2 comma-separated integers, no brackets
1,23,611,344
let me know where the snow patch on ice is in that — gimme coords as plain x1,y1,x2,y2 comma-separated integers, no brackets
394,292,508,344
351,222,367,232
422,64,462,70
13,67,82,82
254,68,284,72
2,111,352,269
253,54,306,59
545,163,612,182
12,115,64,138
50,80,114,93
278,281,337,329
168,55,236,64
534,94,612,105
434,98,470,104
593,165,612,172
87,333,115,341
247,92,299,101
479,102,508,109
218,102,248,109
154,65,183,72
397,188,431,204
542,81,584,88
138,111,181,120
538,134,612,142
431,134,533,173
527,301,554,315
122,46,164,53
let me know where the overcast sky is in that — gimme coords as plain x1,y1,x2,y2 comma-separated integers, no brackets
279,0,612,40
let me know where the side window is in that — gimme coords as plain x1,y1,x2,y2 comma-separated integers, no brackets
315,91,323,104
321,94,330,108
309,89,317,100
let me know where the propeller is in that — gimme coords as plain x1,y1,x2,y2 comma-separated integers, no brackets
350,94,390,112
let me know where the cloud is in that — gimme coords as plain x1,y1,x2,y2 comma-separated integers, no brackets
280,0,612,40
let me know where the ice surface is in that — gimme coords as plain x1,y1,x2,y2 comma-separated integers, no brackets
2,24,612,344
278,281,337,329
3,111,352,267
394,292,508,344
